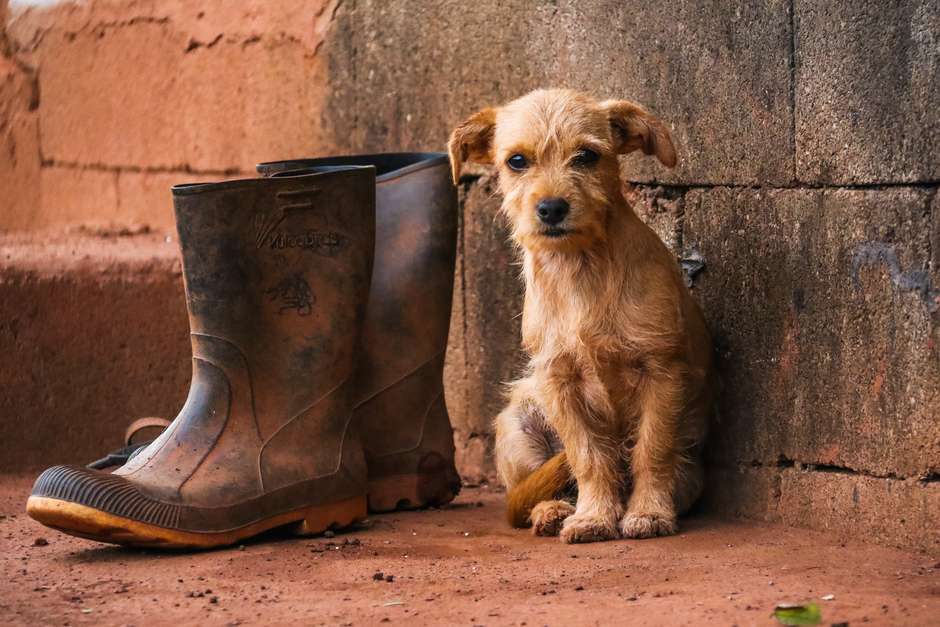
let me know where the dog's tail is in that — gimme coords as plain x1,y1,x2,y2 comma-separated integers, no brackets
505,452,573,528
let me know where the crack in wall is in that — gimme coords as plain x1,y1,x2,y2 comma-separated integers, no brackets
926,186,939,278
184,33,222,53
628,180,940,192
41,159,246,177
788,0,798,185
64,15,171,38
20,11,320,56
312,0,343,57
715,456,939,484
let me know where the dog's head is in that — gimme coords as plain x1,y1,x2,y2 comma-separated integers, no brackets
449,89,676,253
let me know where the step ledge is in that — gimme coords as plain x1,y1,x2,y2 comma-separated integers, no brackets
0,231,181,279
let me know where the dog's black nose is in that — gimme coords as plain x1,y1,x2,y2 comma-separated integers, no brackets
536,197,570,226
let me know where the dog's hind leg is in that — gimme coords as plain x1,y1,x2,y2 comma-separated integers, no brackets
494,377,562,491
530,499,576,536
496,377,575,530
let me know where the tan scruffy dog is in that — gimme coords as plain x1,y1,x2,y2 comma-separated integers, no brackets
448,89,714,544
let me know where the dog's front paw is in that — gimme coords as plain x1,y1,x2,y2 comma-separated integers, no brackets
530,500,575,537
559,514,619,544
619,512,677,539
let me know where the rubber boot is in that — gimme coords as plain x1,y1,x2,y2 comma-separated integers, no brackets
27,166,376,548
257,154,461,512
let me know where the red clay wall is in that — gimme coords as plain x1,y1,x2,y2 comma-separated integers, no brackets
2,0,340,231
1,0,937,553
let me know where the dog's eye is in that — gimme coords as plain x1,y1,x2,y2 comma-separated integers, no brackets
506,154,529,171
572,148,600,167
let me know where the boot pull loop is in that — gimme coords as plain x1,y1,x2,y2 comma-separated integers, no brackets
276,187,321,212
124,417,172,447
252,187,323,250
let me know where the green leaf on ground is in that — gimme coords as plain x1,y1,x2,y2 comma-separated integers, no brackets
773,602,822,625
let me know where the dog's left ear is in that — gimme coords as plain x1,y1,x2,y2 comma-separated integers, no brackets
599,100,677,168
448,107,497,184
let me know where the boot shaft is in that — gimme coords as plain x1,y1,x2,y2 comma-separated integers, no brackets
257,154,462,509
172,168,377,441
256,153,457,398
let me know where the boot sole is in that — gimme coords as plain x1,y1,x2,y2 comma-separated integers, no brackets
367,473,460,512
25,495,366,550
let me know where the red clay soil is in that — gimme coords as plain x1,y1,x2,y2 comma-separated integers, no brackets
1,476,937,626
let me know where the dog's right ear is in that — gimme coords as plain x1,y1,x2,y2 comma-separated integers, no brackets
448,107,497,184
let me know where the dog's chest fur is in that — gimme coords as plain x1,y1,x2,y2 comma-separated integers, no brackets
520,250,651,432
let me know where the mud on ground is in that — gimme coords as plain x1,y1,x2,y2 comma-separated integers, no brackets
1,477,937,626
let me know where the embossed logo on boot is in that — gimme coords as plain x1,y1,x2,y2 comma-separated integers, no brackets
267,230,346,253
253,192,348,256
265,274,315,316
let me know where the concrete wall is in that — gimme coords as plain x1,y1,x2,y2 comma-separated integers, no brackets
320,0,940,553
0,1,937,552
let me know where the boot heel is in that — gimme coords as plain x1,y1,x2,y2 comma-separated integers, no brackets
368,469,461,512
292,496,368,536
365,396,462,512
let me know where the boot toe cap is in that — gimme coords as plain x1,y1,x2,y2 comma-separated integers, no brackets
28,464,182,531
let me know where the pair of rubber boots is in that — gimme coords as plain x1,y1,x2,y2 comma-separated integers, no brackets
27,153,461,549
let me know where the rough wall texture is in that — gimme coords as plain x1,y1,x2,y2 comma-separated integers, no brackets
0,1,937,552
0,0,40,230
2,0,341,231
795,1,940,183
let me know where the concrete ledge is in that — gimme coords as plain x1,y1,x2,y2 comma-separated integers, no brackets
0,232,191,472
706,464,940,554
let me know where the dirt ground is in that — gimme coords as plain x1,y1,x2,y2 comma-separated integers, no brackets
1,476,937,627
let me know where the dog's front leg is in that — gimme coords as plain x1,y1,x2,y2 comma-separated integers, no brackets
559,436,622,543
620,362,683,538
541,361,622,544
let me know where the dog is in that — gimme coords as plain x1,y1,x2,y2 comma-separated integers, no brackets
448,89,714,544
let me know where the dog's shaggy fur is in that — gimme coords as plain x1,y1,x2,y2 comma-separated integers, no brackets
449,89,714,544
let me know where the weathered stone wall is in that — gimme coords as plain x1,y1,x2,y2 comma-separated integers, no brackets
0,1,937,552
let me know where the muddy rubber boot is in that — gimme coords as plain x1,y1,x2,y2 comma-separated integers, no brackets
257,154,461,512
27,167,376,548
